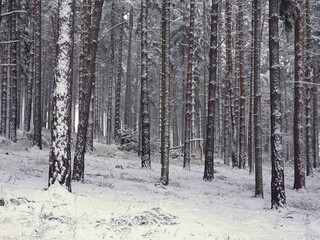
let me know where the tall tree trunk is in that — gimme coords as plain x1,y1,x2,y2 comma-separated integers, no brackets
33,0,42,149
253,0,263,198
312,64,319,169
106,0,115,145
114,7,124,142
293,0,305,190
73,0,103,181
305,0,313,176
237,0,246,169
140,0,151,169
160,0,170,185
270,0,286,208
124,7,133,129
9,0,17,142
203,0,218,182
224,0,232,166
183,0,195,170
49,0,74,192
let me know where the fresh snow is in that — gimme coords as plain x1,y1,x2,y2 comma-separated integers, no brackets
0,132,320,240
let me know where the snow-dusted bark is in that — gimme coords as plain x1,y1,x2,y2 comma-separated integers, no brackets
33,0,42,149
253,0,263,198
305,0,313,176
312,65,319,169
183,0,195,170
114,7,124,142
224,0,232,166
237,0,246,169
160,0,170,185
293,0,305,190
269,0,286,208
1,2,9,137
9,0,18,143
49,0,74,192
140,0,151,169
124,7,133,129
203,0,218,182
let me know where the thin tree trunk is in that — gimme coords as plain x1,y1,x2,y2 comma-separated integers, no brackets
253,0,263,198
183,0,195,170
33,0,42,149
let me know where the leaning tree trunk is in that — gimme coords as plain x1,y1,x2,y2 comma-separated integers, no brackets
293,0,305,190
203,0,218,182
33,0,42,149
49,0,74,192
270,0,286,208
183,0,195,170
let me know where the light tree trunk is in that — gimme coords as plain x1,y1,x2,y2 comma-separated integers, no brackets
49,0,75,192
183,0,195,170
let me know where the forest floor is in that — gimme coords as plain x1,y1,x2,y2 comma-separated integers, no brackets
0,131,320,240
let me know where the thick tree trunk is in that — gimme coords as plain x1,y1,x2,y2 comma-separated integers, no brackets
49,0,74,192
293,0,305,190
203,0,218,182
140,0,151,169
269,0,286,208
160,0,170,185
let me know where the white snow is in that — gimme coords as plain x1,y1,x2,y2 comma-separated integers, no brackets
0,132,320,240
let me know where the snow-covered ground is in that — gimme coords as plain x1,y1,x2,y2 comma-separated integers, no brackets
0,133,320,240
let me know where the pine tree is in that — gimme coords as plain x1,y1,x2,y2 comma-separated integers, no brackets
183,0,195,170
293,0,305,190
270,0,286,208
33,0,42,149
203,0,218,182
140,0,151,169
49,0,75,192
160,0,170,185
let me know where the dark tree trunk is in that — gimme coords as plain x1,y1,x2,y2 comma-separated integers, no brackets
160,0,170,185
140,0,151,169
114,7,124,142
224,0,232,166
293,0,305,190
124,7,133,129
269,0,286,208
253,0,263,198
203,0,218,182
33,0,42,149
73,0,103,181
